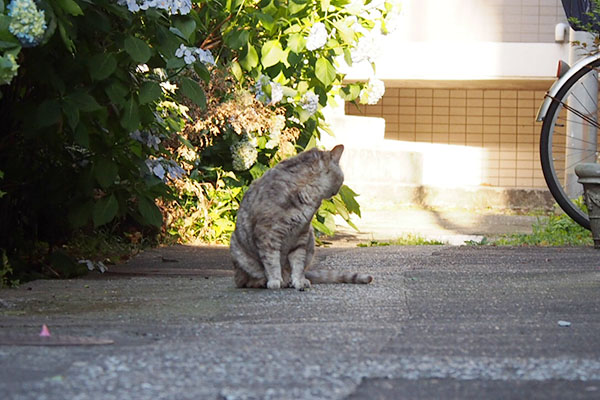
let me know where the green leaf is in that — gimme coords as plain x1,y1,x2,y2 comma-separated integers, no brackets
36,100,61,128
50,250,85,278
105,81,128,106
283,24,302,34
256,12,275,30
166,57,186,69
334,20,356,45
231,61,243,81
120,97,140,131
57,21,75,53
93,194,119,227
139,81,162,105
312,215,335,236
74,124,89,147
124,35,151,63
172,16,196,40
193,62,210,84
180,77,206,108
287,33,305,54
240,44,258,70
343,47,353,66
55,0,83,16
68,201,92,228
261,40,284,68
67,91,102,112
89,53,117,81
62,102,80,130
315,57,336,86
339,185,361,217
138,196,162,227
93,158,118,188
168,27,186,40
249,163,268,180
340,84,360,101
225,29,249,50
289,0,308,15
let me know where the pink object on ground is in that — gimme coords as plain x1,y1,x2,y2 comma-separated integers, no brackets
39,324,51,337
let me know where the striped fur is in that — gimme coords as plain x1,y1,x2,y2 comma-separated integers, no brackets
305,270,373,284
230,145,373,290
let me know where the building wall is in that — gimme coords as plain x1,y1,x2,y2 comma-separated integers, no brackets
402,0,566,43
341,0,575,191
345,86,549,189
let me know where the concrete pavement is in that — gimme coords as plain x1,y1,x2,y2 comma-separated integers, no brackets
1,244,599,399
331,207,539,245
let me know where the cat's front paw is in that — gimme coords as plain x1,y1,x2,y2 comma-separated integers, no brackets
292,278,311,291
266,279,283,289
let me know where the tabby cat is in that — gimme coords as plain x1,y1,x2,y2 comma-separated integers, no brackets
230,144,373,290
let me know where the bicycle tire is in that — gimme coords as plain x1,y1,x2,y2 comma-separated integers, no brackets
540,57,600,230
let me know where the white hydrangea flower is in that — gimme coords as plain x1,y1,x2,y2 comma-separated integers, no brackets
130,130,162,150
165,159,186,180
345,0,365,15
265,115,286,149
351,34,380,64
136,64,150,73
230,140,258,171
305,22,328,51
269,115,286,132
160,81,178,93
265,135,279,149
270,82,283,104
183,49,195,65
78,260,108,273
156,0,170,11
359,78,385,105
125,0,140,12
146,159,166,180
175,44,215,67
195,48,216,66
254,76,283,105
117,0,192,15
300,92,320,115
175,43,187,58
145,157,185,181
0,53,19,85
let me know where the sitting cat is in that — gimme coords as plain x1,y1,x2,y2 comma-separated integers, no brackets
230,144,373,290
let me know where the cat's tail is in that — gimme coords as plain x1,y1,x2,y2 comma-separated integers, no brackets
305,270,373,284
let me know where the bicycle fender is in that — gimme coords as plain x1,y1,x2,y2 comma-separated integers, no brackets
536,52,600,122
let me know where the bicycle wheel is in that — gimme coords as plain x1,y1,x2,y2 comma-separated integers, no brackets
540,57,600,230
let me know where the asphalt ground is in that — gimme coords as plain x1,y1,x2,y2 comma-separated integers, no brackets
1,244,599,399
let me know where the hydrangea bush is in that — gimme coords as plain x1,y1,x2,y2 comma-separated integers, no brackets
0,0,399,278
0,0,212,277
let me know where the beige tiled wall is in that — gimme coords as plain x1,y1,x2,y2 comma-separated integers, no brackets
346,87,548,189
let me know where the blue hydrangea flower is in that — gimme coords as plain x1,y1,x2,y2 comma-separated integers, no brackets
7,0,47,48
300,92,320,115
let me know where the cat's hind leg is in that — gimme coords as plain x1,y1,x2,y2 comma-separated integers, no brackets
230,233,267,288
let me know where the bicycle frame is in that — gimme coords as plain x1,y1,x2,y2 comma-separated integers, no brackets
536,52,600,122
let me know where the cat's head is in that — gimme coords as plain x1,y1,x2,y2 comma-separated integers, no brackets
320,144,345,198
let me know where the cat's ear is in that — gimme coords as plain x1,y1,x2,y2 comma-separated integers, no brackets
330,145,344,164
